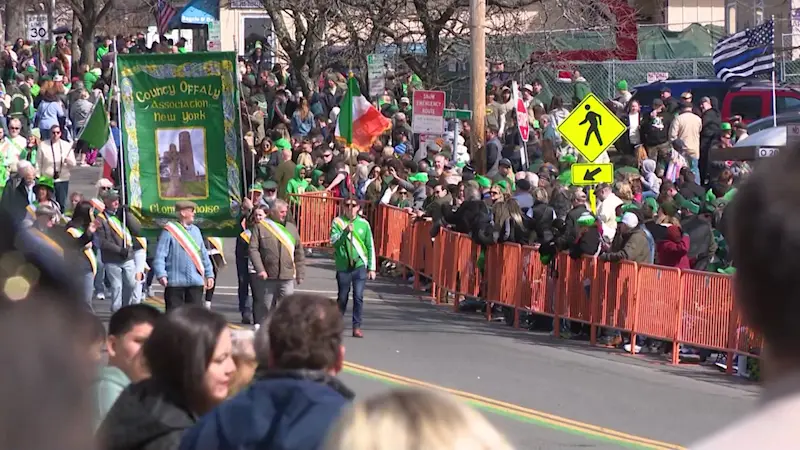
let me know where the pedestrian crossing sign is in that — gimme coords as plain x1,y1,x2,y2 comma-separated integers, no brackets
557,93,626,162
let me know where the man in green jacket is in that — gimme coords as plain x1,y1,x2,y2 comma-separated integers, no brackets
571,69,592,107
93,304,161,429
330,196,376,338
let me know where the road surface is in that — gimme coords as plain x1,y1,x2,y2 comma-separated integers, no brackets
76,166,758,449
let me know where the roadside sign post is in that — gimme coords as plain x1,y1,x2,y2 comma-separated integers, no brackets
557,93,625,214
443,109,472,165
570,163,614,186
412,90,446,135
512,82,530,167
207,20,221,51
556,92,626,163
27,14,49,42
367,54,385,98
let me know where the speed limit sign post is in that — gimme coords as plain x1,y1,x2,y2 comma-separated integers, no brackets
27,14,49,42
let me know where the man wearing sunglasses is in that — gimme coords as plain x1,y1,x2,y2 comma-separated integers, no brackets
330,197,376,338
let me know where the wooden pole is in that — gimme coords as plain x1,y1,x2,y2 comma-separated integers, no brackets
469,0,486,174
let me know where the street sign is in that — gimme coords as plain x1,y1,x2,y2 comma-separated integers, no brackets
557,93,626,162
443,109,472,120
27,14,49,42
367,54,385,98
207,21,221,51
570,163,614,186
412,90,446,134
513,82,529,142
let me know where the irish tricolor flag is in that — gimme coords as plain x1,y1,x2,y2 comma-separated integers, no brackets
336,74,392,151
79,97,118,169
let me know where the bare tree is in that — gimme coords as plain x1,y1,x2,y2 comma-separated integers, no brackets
259,0,334,96
5,0,25,43
69,0,116,65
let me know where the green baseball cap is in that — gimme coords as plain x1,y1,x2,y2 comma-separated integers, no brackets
475,175,492,188
248,182,263,193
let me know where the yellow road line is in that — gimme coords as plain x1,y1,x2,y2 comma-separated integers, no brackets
344,362,685,449
143,296,685,449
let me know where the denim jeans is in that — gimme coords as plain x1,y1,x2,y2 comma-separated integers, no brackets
105,258,137,312
131,249,147,304
236,256,252,316
94,248,106,297
688,156,701,184
54,180,69,212
336,266,367,328
79,271,94,312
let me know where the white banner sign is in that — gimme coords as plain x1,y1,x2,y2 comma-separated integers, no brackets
646,72,669,83
367,54,385,98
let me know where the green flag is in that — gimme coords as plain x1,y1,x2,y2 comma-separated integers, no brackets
80,97,118,168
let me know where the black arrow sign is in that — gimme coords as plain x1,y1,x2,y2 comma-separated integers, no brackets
583,167,603,181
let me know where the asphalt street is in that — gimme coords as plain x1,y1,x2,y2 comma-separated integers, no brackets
76,166,759,449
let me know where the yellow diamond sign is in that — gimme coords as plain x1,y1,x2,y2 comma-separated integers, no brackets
557,93,626,162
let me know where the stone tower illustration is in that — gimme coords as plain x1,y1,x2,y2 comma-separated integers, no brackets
178,131,196,181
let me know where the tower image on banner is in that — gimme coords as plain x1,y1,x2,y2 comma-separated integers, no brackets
156,128,209,200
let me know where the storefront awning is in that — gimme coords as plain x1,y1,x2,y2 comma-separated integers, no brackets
180,0,219,24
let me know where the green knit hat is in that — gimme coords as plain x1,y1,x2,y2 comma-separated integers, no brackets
274,138,291,150
475,175,492,188
35,175,55,191
616,80,628,91
720,122,732,131
576,212,596,227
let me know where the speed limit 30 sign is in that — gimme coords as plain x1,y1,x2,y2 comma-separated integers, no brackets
27,14,49,42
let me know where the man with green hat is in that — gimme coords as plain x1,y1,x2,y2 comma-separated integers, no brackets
611,80,631,112
273,143,296,200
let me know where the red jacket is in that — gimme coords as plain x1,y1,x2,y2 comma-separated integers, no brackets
656,225,691,269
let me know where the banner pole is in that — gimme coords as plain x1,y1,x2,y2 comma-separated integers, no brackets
233,57,250,203
114,52,128,248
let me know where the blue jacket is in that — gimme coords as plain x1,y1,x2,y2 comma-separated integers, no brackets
179,370,354,450
153,223,214,287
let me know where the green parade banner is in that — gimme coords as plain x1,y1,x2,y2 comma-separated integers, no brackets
117,52,244,237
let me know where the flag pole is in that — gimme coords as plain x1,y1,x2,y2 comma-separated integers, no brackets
772,16,777,128
114,52,129,248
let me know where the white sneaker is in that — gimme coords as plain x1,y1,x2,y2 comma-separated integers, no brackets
204,301,212,310
623,343,642,354
254,323,260,331
96,293,106,300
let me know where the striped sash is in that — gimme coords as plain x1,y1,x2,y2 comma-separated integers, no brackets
66,227,98,275
164,221,204,275
261,219,296,275
334,217,370,269
240,229,252,244
105,215,133,246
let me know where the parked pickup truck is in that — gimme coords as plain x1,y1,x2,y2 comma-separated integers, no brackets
631,79,800,123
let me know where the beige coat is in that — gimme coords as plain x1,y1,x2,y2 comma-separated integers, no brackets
37,139,76,181
669,111,702,159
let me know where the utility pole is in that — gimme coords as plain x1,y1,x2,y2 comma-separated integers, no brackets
469,0,486,174
47,0,56,45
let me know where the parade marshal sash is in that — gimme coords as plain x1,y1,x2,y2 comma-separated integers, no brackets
333,216,370,269
206,237,227,266
240,229,252,244
66,227,98,275
164,221,204,275
105,215,133,246
261,219,296,275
